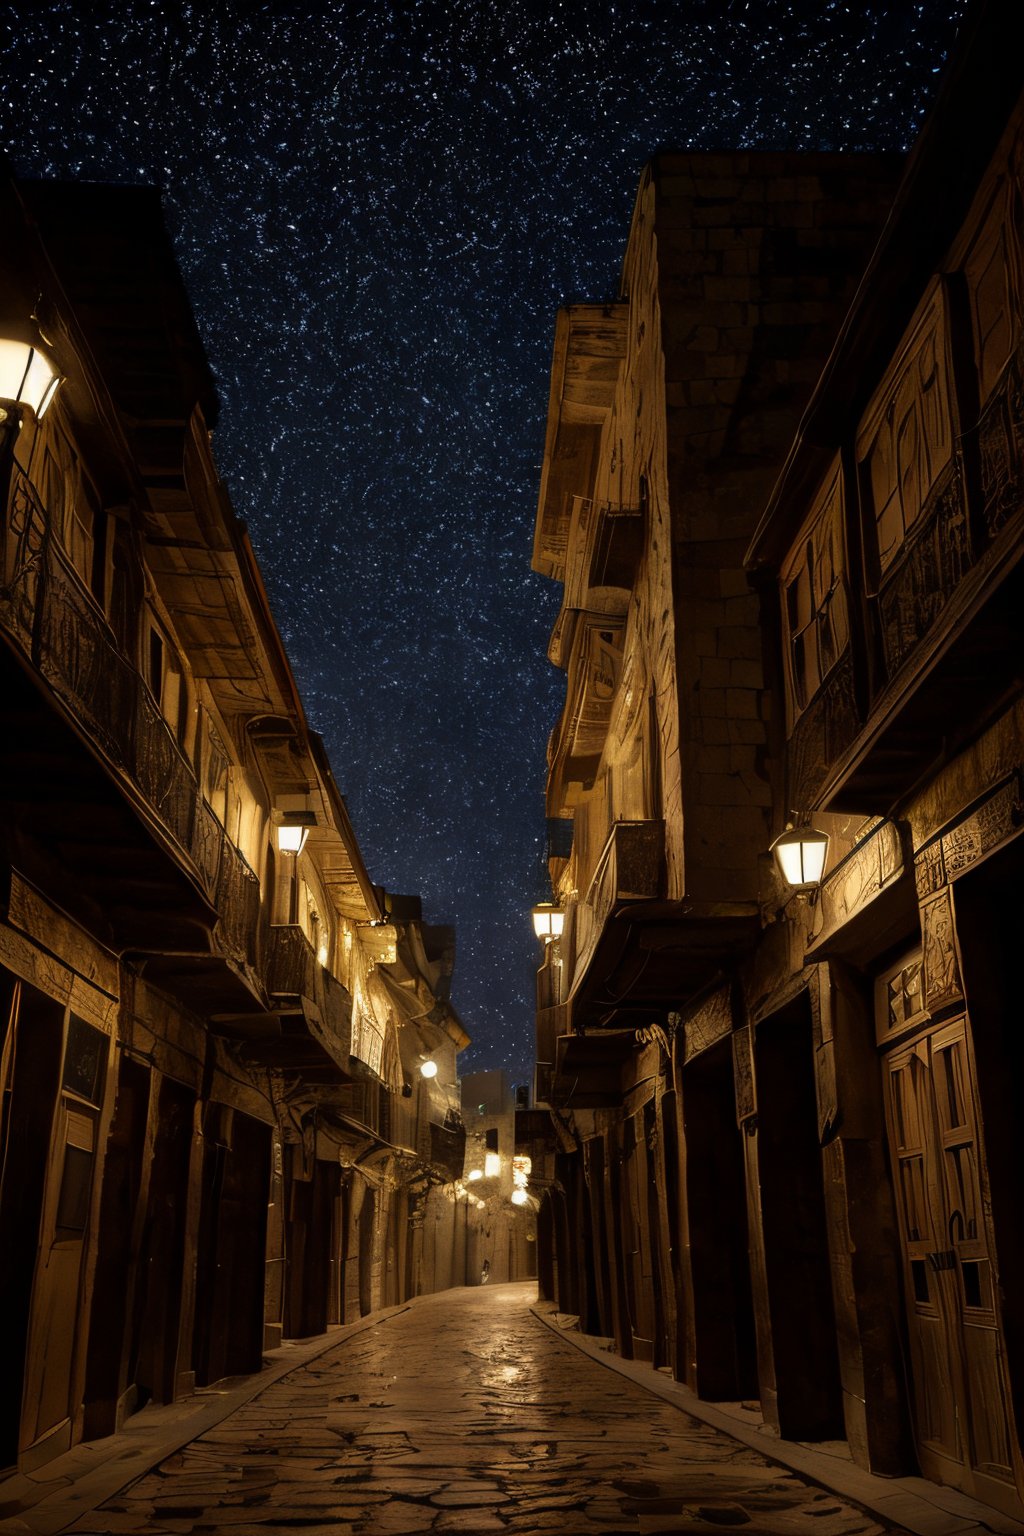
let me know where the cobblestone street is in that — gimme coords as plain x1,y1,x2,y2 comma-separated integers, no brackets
55,1284,904,1536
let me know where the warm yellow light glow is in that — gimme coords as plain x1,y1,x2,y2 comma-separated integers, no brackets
277,823,308,854
484,1151,501,1179
510,1188,529,1207
420,1058,438,1079
0,340,61,418
531,903,565,941
771,825,829,888
317,943,329,967
467,1168,483,1182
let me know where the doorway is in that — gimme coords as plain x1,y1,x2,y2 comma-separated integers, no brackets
878,936,1021,1513
754,993,844,1439
82,1055,150,1436
0,978,63,1468
20,1012,109,1460
193,1108,271,1383
682,1038,757,1400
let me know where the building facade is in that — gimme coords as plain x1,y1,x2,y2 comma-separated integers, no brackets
459,1068,538,1285
0,174,467,1478
528,2,1024,1518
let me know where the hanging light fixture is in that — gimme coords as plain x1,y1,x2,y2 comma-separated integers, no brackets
531,902,565,941
276,809,315,855
770,823,829,889
0,340,61,420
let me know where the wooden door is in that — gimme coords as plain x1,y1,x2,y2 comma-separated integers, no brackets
22,1100,97,1455
881,976,1017,1508
82,1056,150,1438
21,1013,109,1459
0,979,62,1469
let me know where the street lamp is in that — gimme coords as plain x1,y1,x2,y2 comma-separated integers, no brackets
531,902,564,941
770,823,829,890
277,810,315,856
419,1058,438,1079
0,340,61,421
277,810,315,925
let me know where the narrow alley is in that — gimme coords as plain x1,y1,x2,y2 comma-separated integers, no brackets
1,1284,919,1536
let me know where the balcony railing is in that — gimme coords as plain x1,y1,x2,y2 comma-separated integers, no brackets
536,1002,568,1075
574,818,664,964
266,925,353,1062
1,465,259,971
586,818,664,908
428,1119,466,1183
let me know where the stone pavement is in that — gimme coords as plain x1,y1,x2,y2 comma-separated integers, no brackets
3,1282,913,1536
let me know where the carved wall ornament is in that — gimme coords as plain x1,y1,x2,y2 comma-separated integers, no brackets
807,968,838,1142
914,839,946,900
814,818,905,948
875,952,926,1044
683,985,733,1063
921,889,963,1012
732,1024,756,1126
940,776,1021,881
978,343,1024,542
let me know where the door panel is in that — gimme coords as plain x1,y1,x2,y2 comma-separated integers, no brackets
23,1101,97,1448
881,1000,1016,1501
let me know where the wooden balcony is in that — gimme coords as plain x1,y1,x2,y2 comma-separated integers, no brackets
514,1108,558,1186
0,468,263,1009
428,1118,466,1184
534,1003,569,1108
566,819,758,1029
805,818,916,964
790,342,1024,815
548,1030,640,1109
232,923,355,1079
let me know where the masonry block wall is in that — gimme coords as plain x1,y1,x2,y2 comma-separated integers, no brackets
656,153,898,903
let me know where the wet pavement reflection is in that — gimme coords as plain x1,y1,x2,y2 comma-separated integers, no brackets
69,1283,904,1535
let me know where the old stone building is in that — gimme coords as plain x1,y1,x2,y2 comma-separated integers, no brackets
0,173,468,1478
528,0,1024,1519
459,1068,538,1285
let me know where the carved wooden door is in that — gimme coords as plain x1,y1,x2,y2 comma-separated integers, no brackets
880,968,1018,1510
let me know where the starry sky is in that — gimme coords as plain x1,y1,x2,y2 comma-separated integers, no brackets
2,0,966,1081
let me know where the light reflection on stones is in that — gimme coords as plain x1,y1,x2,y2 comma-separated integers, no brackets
67,1283,907,1535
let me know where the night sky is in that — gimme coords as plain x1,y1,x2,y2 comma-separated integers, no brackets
2,1,965,1081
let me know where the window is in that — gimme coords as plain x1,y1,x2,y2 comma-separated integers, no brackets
199,708,229,823
62,1016,108,1105
781,462,849,719
857,284,953,581
144,612,186,743
963,186,1016,408
62,468,96,590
